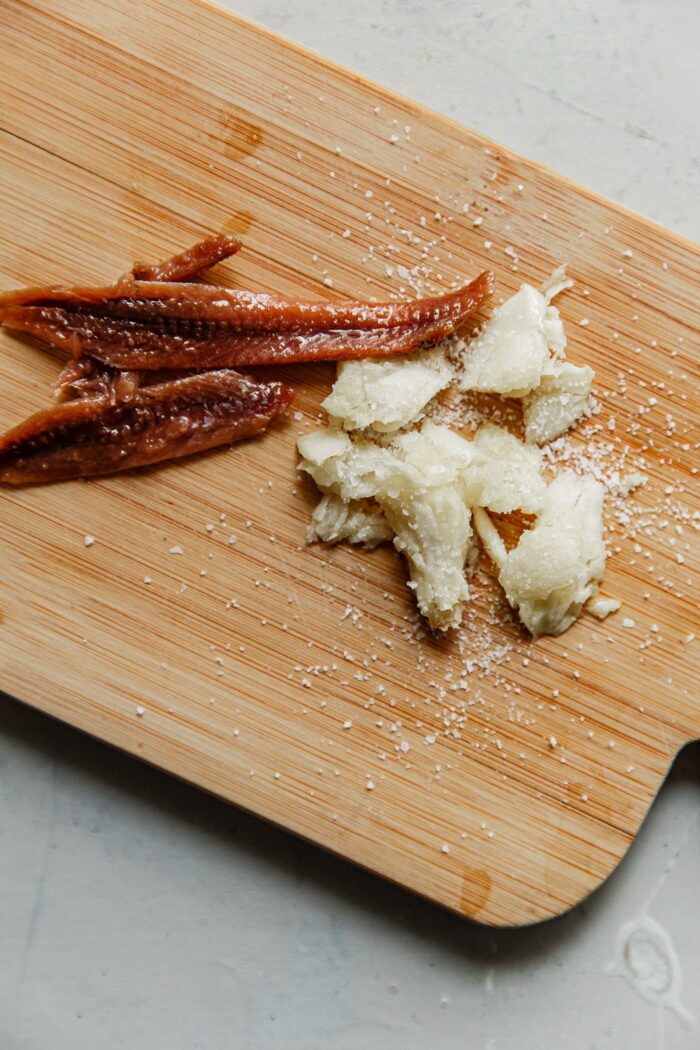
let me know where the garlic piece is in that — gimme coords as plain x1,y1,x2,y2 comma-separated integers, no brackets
298,428,409,501
307,493,391,548
384,425,474,629
458,274,569,397
301,423,474,630
464,424,547,514
523,361,594,444
323,347,453,433
474,471,606,636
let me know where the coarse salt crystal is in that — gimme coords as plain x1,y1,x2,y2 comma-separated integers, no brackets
587,596,621,620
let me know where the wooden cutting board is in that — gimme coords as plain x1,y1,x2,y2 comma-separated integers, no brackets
0,0,698,926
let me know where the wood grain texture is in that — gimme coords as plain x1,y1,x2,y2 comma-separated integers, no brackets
0,0,697,926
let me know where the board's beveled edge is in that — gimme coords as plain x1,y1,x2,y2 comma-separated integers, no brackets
0,667,685,927
200,0,700,257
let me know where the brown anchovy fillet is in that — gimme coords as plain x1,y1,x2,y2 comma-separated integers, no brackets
53,357,143,403
0,369,293,485
130,233,241,282
0,305,479,370
7,236,244,387
0,271,493,334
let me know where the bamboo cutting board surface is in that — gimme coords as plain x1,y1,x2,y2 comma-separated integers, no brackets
0,0,698,926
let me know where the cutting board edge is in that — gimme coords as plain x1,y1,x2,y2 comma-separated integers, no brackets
204,0,700,258
1,680,686,927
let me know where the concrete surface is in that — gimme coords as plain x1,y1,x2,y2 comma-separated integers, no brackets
0,2,698,1047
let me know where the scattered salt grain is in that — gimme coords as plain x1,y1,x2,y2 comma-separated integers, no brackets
588,597,621,620
83,534,95,547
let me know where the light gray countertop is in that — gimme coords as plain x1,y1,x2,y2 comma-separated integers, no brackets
1,2,698,1047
